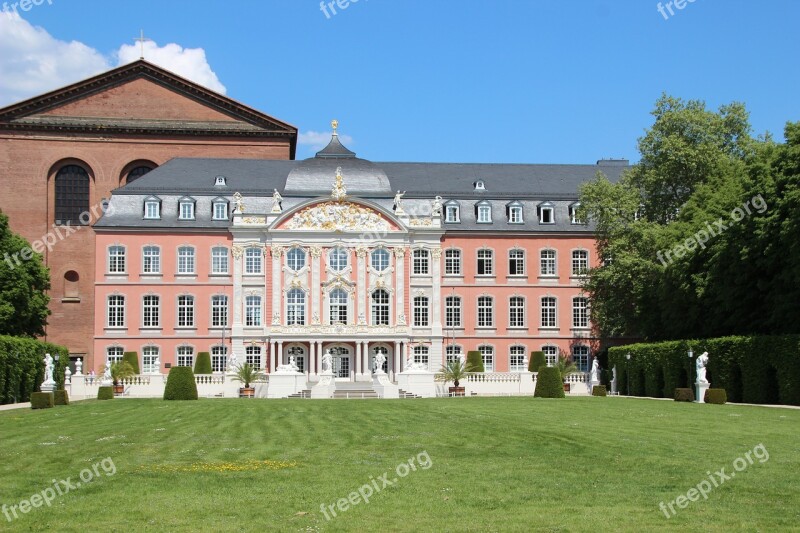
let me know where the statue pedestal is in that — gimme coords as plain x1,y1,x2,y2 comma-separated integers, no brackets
372,372,399,399
40,381,56,393
695,381,710,403
267,372,305,399
310,371,336,399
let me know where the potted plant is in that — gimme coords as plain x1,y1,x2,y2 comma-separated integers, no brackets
439,359,475,397
555,355,578,393
231,363,262,398
110,361,136,395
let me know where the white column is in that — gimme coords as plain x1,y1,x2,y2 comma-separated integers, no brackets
310,247,322,323
364,341,370,376
270,341,277,373
355,342,362,379
271,245,283,326
431,248,443,336
277,340,284,368
394,248,406,324
309,341,316,378
357,247,368,325
394,341,401,378
232,246,244,331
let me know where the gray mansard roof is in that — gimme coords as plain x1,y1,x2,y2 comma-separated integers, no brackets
97,133,628,232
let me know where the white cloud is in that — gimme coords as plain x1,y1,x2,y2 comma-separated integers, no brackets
298,130,354,151
0,11,226,107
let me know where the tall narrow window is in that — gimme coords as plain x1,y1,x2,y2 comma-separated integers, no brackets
328,247,348,271
287,247,306,271
477,296,493,327
543,346,558,367
144,199,160,219
142,346,158,374
445,296,462,328
211,247,229,274
142,246,160,274
413,249,429,275
509,296,525,327
176,346,194,368
107,295,125,327
538,202,555,224
179,199,195,220
477,249,493,276
287,288,306,326
413,296,429,327
477,204,492,223
509,249,525,276
212,200,228,220
107,246,126,273
211,346,228,372
445,249,461,275
245,247,262,274
54,165,90,225
246,346,263,369
177,295,195,327
177,246,195,274
479,345,495,372
445,204,460,223
572,250,589,276
508,204,523,223
106,346,124,364
572,297,589,328
329,289,348,325
413,346,429,367
445,345,463,365
541,297,557,328
509,346,526,372
370,249,390,272
245,296,262,326
540,249,556,276
572,346,590,372
142,295,160,328
211,295,228,327
371,289,390,326
570,203,583,224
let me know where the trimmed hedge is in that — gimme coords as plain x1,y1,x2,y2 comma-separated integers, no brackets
466,351,485,373
30,391,54,409
53,389,69,406
97,386,113,400
592,385,607,397
705,388,727,405
609,335,800,406
163,367,198,400
529,351,546,373
534,367,565,398
674,388,694,402
194,352,212,374
123,351,140,374
0,335,70,404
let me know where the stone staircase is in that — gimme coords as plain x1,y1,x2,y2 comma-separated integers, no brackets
398,389,422,399
332,381,379,399
287,389,311,399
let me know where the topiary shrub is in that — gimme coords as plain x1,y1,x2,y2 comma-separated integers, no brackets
163,367,198,400
123,351,140,374
31,392,54,409
53,389,69,405
674,388,694,402
194,352,212,374
704,388,727,405
529,351,546,373
466,351,485,373
534,367,565,398
592,385,607,397
97,386,114,400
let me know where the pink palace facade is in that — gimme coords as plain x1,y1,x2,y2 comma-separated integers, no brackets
92,126,628,382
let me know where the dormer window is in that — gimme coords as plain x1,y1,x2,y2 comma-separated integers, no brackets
178,197,196,220
507,201,524,224
144,196,161,219
474,180,486,191
444,200,460,223
569,202,583,224
476,200,492,223
212,198,229,220
537,202,555,224
214,176,227,186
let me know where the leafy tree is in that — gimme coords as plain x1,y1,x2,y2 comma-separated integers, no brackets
0,210,50,337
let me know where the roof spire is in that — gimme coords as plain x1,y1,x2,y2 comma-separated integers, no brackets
331,119,339,136
134,29,150,60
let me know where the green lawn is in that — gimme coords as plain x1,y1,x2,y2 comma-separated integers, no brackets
1,397,798,532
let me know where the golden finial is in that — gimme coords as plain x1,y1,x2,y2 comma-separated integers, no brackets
331,119,339,135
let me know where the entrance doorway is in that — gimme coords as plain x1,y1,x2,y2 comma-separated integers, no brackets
328,345,352,380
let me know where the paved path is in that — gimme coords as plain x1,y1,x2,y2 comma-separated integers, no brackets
610,394,800,409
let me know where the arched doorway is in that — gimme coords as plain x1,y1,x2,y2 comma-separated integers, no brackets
325,344,352,380
283,343,307,373
369,344,392,375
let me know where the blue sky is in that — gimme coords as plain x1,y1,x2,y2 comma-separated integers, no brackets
3,0,798,163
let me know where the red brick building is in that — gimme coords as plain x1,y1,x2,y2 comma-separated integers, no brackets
0,60,297,365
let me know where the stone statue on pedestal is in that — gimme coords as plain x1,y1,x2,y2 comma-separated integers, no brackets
321,350,333,374
696,352,709,384
43,353,55,385
590,357,600,382
75,357,83,376
374,352,386,374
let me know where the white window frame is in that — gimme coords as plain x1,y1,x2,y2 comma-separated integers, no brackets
176,346,194,368
329,289,348,325
412,249,430,275
245,247,263,275
107,245,126,274
142,346,159,374
477,203,492,223
413,296,429,327
573,346,590,372
570,202,583,224
177,246,195,275
287,288,306,326
142,246,161,274
413,346,429,367
508,204,524,224
212,201,228,221
211,295,228,327
509,346,526,372
445,345,463,365
106,346,124,364
509,249,525,276
370,248,390,272
245,295,262,327
107,295,125,328
177,295,195,328
142,294,160,328
445,204,460,223
328,247,348,272
287,247,306,272
509,296,525,328
540,249,557,277
179,200,195,220
477,296,494,328
371,289,390,326
572,297,589,329
479,345,494,372
245,346,263,369
543,346,559,367
144,200,160,219
538,203,555,224
444,249,461,276
572,249,589,276
445,295,462,328
477,249,494,276
211,346,228,373
211,247,229,275
541,296,557,328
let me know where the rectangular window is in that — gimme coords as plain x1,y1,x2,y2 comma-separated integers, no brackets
413,249,429,275
178,247,195,274
177,346,194,368
179,201,195,220
572,297,589,328
509,296,525,327
477,204,492,223
246,295,262,327
287,290,306,326
509,346,526,372
211,295,228,327
107,295,125,327
142,347,158,374
245,247,262,274
445,205,459,223
211,346,228,372
573,346,590,372
539,206,554,224
108,246,125,273
540,250,556,276
246,346,262,369
445,296,462,328
142,246,160,274
444,249,461,275
329,290,348,325
572,250,589,276
413,296,429,327
541,297,557,328
142,295,160,328
509,249,525,276
509,206,523,223
144,201,160,219
477,296,493,327
477,249,493,276
106,346,124,364
479,345,494,372
445,345,462,366
211,247,229,275
543,346,559,367
177,295,195,328
371,290,390,326
413,346,429,367
213,202,228,220
570,203,583,224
